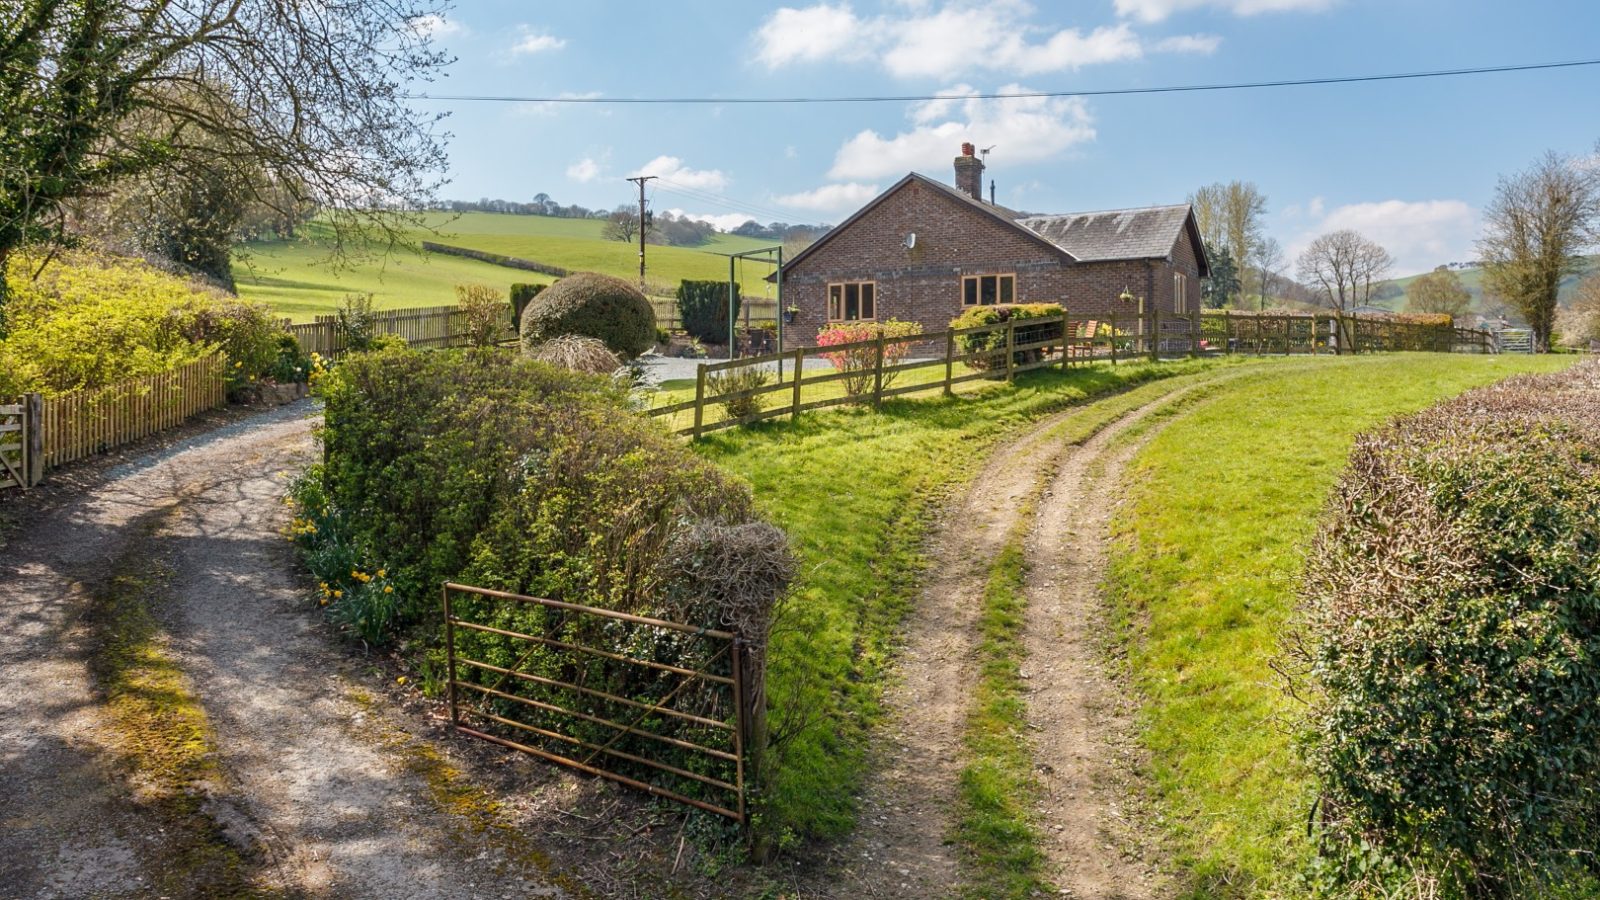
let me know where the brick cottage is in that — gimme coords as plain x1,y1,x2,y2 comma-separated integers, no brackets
778,143,1210,349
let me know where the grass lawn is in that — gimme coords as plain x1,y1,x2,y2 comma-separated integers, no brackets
691,356,1248,844
235,212,780,321
1103,352,1578,897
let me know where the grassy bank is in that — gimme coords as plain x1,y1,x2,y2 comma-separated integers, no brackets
1103,353,1577,896
693,356,1243,843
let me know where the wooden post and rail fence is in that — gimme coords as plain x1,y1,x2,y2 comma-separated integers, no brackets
650,308,1499,439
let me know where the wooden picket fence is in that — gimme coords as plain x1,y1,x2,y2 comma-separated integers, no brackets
37,355,227,472
285,305,485,357
650,309,1497,438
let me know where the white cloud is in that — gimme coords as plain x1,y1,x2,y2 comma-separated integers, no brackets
1115,0,1336,24
510,26,565,55
566,158,603,183
1154,33,1222,53
828,84,1095,180
883,14,1142,78
664,209,757,233
753,4,871,67
1288,199,1479,276
632,156,730,192
410,14,466,39
774,182,882,213
754,3,1173,78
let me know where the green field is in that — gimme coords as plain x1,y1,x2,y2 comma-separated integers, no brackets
235,213,785,321
1103,353,1577,896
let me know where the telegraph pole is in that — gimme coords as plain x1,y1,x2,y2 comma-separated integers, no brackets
625,176,656,287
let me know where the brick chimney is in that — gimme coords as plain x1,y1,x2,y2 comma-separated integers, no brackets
953,142,985,202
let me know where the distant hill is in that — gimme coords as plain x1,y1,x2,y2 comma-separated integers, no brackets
1377,256,1597,317
235,212,786,322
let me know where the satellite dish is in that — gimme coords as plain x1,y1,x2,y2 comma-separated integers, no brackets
904,232,917,250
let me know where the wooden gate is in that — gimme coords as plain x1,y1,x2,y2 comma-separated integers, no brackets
442,583,751,822
0,395,40,492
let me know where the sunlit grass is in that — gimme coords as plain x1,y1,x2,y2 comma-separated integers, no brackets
692,356,1240,841
1104,353,1578,897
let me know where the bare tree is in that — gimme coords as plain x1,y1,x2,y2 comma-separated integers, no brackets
1405,266,1473,319
1478,147,1600,352
1297,230,1394,312
602,208,640,243
0,0,453,328
1253,236,1284,311
1190,180,1268,304
1298,230,1394,352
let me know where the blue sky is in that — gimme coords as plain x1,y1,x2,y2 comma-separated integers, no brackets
411,0,1600,275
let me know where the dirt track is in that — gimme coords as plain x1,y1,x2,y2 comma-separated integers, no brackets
0,402,569,898
812,371,1253,899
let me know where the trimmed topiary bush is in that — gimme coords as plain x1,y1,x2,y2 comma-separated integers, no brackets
676,279,741,344
520,272,655,359
1290,361,1600,896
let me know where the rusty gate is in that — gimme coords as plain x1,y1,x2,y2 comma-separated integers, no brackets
441,582,749,821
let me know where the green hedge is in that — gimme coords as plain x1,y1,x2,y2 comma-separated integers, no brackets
509,282,546,330
291,348,792,813
1294,360,1600,895
676,280,741,343
949,303,1064,371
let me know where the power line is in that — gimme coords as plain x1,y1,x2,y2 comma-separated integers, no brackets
652,180,802,225
409,58,1600,106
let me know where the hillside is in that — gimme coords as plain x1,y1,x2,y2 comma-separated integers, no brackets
235,213,785,321
1378,256,1596,316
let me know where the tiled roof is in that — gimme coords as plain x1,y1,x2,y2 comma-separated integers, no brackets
1016,205,1194,263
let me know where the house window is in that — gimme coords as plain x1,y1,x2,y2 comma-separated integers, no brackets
961,274,1016,307
1174,272,1189,314
828,282,876,321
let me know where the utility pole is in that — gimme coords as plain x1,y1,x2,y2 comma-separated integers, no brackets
625,176,656,287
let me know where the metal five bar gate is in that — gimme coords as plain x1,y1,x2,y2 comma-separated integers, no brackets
441,583,749,822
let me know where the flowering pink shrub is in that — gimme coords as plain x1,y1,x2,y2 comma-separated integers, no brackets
814,319,924,397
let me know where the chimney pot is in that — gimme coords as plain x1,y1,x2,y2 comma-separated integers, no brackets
954,143,985,202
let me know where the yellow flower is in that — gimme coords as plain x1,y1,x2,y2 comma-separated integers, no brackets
376,569,386,578
383,585,393,594
319,598,328,606
333,590,343,599
235,361,243,369
396,676,407,685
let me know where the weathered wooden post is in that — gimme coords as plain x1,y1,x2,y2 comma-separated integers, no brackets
872,329,886,405
1004,317,1016,382
944,330,956,396
791,347,805,421
25,392,43,487
1149,306,1160,362
1108,312,1118,366
692,364,707,440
